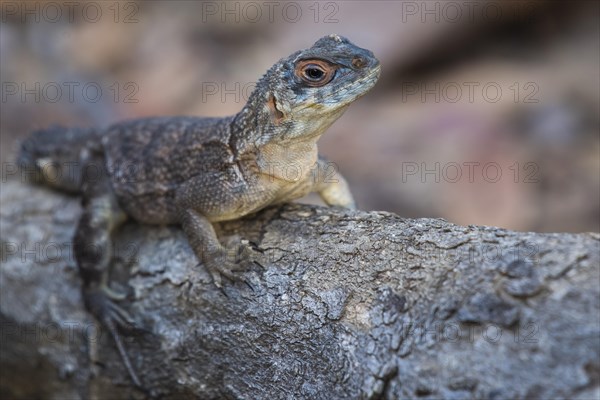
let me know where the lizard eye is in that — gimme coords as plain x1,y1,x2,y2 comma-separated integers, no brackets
295,59,336,87
304,66,325,81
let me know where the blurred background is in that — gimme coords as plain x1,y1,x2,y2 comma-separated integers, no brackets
1,0,598,233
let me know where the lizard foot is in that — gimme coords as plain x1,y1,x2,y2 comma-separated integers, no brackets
206,242,262,288
83,285,145,389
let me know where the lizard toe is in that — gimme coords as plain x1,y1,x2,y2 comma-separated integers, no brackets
82,286,145,388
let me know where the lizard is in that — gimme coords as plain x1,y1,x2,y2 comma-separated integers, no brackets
18,34,380,388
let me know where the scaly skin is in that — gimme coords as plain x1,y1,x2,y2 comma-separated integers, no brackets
18,34,380,389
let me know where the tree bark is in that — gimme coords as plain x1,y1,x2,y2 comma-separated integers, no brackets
1,181,599,399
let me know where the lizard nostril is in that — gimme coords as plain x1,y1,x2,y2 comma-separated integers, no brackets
352,56,366,69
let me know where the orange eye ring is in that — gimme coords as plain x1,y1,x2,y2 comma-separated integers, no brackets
295,59,336,87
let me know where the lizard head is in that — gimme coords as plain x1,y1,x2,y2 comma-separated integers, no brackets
251,34,380,142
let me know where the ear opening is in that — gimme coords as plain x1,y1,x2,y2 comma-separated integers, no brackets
267,94,285,125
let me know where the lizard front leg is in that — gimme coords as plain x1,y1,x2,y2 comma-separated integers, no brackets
314,157,356,209
175,172,259,288
178,209,254,288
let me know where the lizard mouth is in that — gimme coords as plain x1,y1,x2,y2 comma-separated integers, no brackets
350,65,381,95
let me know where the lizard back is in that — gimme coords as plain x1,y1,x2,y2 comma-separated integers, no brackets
103,116,236,224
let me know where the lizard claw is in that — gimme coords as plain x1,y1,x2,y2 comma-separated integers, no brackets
205,243,261,289
84,285,142,330
100,284,128,301
205,259,246,288
206,246,254,288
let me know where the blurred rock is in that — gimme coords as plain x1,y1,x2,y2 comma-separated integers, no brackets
1,0,598,233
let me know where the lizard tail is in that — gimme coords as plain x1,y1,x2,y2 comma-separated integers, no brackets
18,125,103,194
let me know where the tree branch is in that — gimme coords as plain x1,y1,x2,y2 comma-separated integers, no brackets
1,181,599,399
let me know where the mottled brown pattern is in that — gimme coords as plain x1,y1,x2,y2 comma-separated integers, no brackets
19,34,380,388
103,116,235,223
